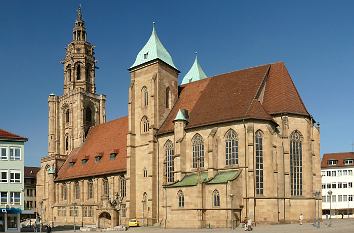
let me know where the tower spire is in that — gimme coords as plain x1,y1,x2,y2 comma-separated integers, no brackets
130,22,178,70
72,5,86,41
181,53,207,85
76,4,83,22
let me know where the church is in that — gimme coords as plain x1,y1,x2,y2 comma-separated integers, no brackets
36,8,321,229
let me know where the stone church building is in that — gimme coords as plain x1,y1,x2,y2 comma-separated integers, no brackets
36,8,321,229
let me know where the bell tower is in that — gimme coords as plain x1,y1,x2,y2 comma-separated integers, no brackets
37,6,106,225
48,6,106,156
63,6,95,94
126,23,179,224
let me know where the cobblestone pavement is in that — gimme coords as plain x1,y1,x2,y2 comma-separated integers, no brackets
53,219,354,233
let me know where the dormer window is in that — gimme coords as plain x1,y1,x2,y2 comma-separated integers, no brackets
82,155,89,164
328,160,338,166
110,153,117,160
344,159,354,165
110,149,119,160
95,153,103,162
69,159,77,167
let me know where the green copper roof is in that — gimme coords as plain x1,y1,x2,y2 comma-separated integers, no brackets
181,55,207,85
130,23,177,70
167,172,208,188
207,170,240,184
174,109,188,122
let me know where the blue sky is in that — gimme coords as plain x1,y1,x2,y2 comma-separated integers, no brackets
1,0,354,166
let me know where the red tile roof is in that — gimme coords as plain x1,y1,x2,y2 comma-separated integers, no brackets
0,129,27,141
24,166,40,178
159,62,310,134
56,116,128,181
321,152,354,169
262,62,309,116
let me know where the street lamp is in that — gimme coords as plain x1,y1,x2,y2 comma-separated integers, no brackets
327,190,332,227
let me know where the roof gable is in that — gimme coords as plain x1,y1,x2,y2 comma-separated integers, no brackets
262,62,309,116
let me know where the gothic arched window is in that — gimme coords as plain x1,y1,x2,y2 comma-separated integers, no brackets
165,140,174,183
65,135,69,152
142,86,148,107
255,130,264,195
62,184,67,201
85,107,92,124
177,190,184,208
74,182,80,200
65,109,70,123
290,130,303,196
165,87,170,109
86,64,91,82
225,129,238,165
87,179,93,199
192,134,204,168
120,177,126,198
103,178,109,196
213,190,220,207
76,63,81,80
66,65,72,82
141,116,149,134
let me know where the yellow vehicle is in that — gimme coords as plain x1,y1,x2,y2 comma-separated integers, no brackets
128,219,140,227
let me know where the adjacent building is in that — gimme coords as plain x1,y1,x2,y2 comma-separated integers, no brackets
0,129,27,232
321,152,354,217
22,167,40,220
37,7,321,229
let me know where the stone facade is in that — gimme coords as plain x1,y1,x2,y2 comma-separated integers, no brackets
156,117,321,228
126,61,179,226
36,8,321,229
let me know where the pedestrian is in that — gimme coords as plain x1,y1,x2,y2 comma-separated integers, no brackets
299,213,303,225
247,217,252,231
46,224,52,233
243,217,248,231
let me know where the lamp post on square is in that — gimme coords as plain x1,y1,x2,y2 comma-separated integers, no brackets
327,190,332,227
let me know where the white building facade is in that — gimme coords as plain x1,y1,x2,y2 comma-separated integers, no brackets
321,152,354,217
0,129,27,232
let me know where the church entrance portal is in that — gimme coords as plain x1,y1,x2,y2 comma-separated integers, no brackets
98,212,111,229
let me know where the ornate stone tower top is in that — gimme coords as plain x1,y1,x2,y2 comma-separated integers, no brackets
73,6,87,42
63,6,96,94
47,6,106,156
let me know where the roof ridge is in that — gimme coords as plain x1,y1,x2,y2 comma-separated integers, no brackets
211,61,283,79
324,152,354,155
0,128,27,140
90,115,128,130
180,62,283,87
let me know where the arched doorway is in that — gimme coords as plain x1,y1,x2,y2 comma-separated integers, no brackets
98,212,111,229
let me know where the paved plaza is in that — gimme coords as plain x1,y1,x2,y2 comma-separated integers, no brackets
51,219,354,233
